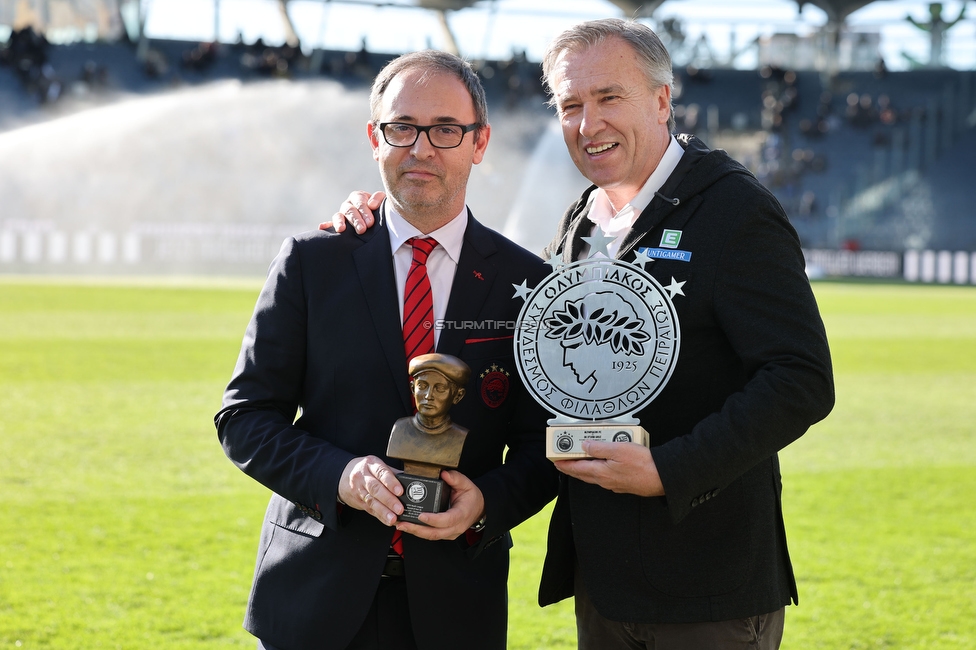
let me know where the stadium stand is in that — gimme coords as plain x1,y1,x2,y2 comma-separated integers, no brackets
1,34,974,274
668,64,975,252
0,36,555,274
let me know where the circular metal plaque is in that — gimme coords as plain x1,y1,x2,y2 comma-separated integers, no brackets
515,258,680,421
406,481,427,503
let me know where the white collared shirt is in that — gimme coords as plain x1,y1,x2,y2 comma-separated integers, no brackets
388,207,467,348
583,135,685,258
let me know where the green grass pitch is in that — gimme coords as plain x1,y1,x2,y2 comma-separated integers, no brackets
1,278,974,649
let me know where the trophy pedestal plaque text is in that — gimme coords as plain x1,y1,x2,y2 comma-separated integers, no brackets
394,464,452,523
546,420,650,460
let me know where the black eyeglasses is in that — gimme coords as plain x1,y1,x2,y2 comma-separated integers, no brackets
378,122,480,149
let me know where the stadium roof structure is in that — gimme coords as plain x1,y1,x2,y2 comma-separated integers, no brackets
795,0,891,23
388,0,893,24
0,0,903,63
383,0,893,22
399,0,897,57
0,0,900,34
605,0,888,22
405,0,893,25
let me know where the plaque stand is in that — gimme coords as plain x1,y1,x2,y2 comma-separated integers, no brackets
545,416,649,460
395,462,451,524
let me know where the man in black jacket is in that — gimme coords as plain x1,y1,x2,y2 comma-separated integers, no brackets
534,18,833,649
327,18,834,650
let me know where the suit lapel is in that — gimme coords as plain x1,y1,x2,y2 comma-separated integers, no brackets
438,212,498,358
565,191,598,263
353,206,412,413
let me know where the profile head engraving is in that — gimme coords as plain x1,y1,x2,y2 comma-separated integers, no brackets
544,291,650,392
515,258,680,421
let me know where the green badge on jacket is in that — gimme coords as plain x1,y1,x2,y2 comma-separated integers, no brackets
660,230,682,249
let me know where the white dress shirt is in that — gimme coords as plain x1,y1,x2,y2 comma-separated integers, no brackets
582,135,685,258
387,207,467,348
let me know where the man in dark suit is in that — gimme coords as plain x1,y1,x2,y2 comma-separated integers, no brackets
215,50,556,650
327,18,834,650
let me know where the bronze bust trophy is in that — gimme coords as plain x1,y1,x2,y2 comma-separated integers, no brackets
387,354,471,523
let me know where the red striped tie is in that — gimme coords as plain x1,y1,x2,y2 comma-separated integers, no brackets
393,236,438,556
402,237,438,363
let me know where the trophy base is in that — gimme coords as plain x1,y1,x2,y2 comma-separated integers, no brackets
395,473,452,524
546,423,649,460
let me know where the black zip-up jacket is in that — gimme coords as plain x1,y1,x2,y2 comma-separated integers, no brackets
539,134,835,624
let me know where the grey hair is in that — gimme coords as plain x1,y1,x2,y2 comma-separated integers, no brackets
369,50,488,129
541,18,675,132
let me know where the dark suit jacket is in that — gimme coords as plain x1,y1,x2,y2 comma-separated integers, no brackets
538,135,835,624
216,208,557,650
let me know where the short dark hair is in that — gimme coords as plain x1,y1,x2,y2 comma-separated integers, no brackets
370,50,488,130
542,19,675,132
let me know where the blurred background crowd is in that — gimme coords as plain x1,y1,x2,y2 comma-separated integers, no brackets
1,0,974,280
